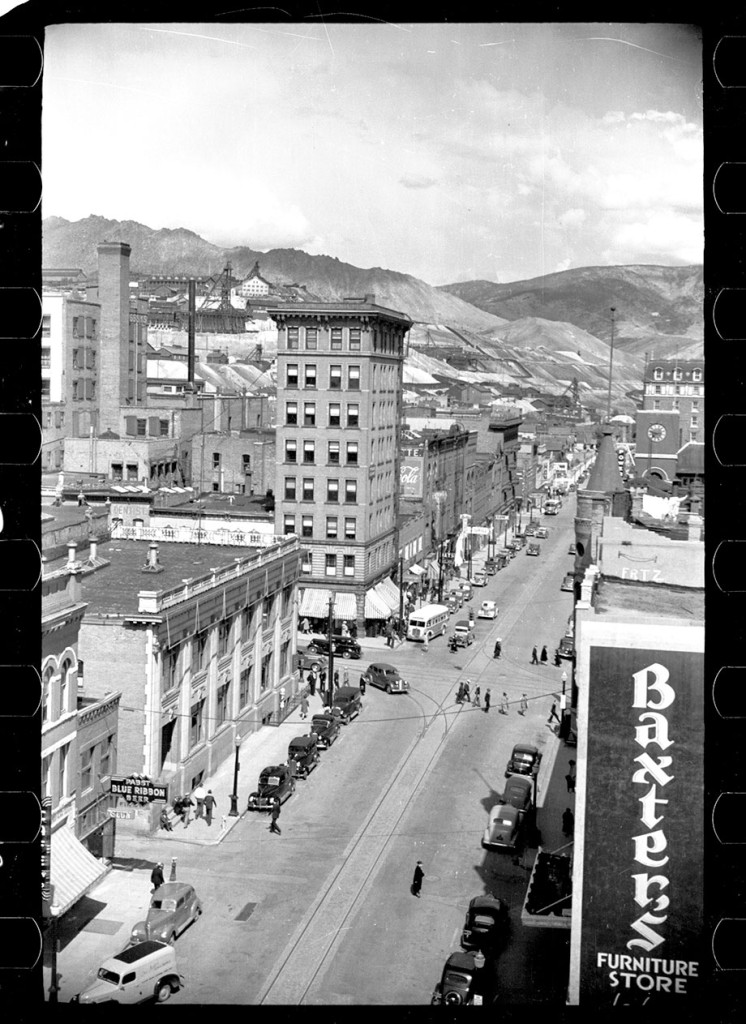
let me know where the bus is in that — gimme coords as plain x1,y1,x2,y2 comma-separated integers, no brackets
407,604,450,642
543,498,562,515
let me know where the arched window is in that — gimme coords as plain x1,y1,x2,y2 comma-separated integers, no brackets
60,658,74,716
653,367,663,381
42,664,54,724
692,368,702,381
673,368,683,381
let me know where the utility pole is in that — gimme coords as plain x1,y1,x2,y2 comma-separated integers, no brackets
326,595,334,708
606,306,616,422
437,538,444,603
398,554,405,639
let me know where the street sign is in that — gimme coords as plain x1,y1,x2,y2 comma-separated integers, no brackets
108,809,136,820
109,775,168,803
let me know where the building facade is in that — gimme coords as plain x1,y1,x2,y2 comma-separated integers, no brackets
642,358,704,447
270,298,412,630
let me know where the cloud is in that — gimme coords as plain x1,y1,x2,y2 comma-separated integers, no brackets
613,211,703,263
558,208,587,228
399,174,438,190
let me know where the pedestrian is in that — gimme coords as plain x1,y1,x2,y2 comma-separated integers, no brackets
565,772,576,793
319,668,327,690
568,759,576,777
540,645,548,665
269,797,281,835
159,808,173,832
554,649,562,667
411,860,425,898
341,620,350,637
531,646,539,664
350,621,358,639
422,635,429,653
456,681,464,704
519,693,528,715
562,808,574,837
484,689,491,713
500,692,509,714
307,669,316,697
493,639,502,659
180,793,193,828
300,694,309,719
463,680,471,703
301,617,310,634
343,668,350,687
548,702,560,725
333,669,339,689
150,862,165,891
472,685,481,708
203,789,217,825
359,672,367,695
193,783,206,820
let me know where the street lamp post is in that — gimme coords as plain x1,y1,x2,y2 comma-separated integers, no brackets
326,595,335,707
398,554,405,639
437,539,445,603
229,734,241,816
48,905,60,1002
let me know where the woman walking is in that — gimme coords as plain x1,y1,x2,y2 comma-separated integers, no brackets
472,685,481,708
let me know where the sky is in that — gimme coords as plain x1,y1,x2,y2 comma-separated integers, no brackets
42,21,703,285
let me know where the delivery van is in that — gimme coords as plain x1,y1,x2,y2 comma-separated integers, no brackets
73,940,184,1004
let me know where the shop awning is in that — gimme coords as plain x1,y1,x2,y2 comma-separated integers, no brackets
407,563,426,576
375,578,401,612
51,826,108,915
298,588,357,620
365,588,390,619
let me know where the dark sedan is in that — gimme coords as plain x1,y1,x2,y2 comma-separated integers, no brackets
503,775,533,815
247,764,296,811
361,662,409,694
460,895,509,952
307,635,362,660
505,743,542,779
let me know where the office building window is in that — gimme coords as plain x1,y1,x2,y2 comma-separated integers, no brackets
284,514,295,535
330,327,343,350
239,665,252,708
347,404,359,428
302,478,314,501
42,380,51,399
301,515,313,538
305,327,318,350
213,452,221,469
243,454,251,475
346,441,358,465
325,553,337,576
304,402,316,426
42,314,51,337
330,365,342,389
287,326,299,350
348,365,360,390
349,327,361,350
653,368,663,381
286,402,298,425
284,477,297,500
287,364,298,388
159,419,169,437
305,364,317,388
218,619,231,658
345,517,356,540
345,480,358,503
285,439,297,463
327,479,339,503
190,700,205,748
260,652,272,691
326,516,338,539
328,440,340,464
329,403,341,427
192,631,208,674
303,440,315,464
216,682,230,726
301,550,313,574
137,419,147,436
343,554,355,577
99,734,114,779
654,385,661,394
58,742,70,798
673,368,683,381
41,347,51,369
126,463,138,481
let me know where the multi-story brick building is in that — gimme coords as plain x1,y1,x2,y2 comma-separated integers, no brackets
642,358,704,447
270,298,412,631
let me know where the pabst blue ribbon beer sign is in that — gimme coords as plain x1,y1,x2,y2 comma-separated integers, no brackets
580,647,703,1006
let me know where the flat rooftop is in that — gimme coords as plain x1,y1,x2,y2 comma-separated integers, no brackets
593,578,704,623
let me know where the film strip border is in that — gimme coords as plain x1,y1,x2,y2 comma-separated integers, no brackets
0,9,44,1005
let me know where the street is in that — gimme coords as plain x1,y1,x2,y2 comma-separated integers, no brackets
55,501,577,1006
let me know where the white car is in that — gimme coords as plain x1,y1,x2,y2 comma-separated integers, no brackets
478,601,498,619
470,571,487,587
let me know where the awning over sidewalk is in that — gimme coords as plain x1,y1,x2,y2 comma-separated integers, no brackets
298,588,356,620
365,587,390,619
51,826,108,915
407,563,426,576
375,577,401,612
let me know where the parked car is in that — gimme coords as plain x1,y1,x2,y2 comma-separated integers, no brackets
561,573,575,592
309,712,340,749
558,635,575,659
130,884,202,946
452,620,475,645
331,685,362,722
460,895,510,952
484,559,499,575
296,647,323,673
505,743,542,779
501,546,516,561
524,522,537,536
503,775,533,815
287,735,320,778
470,570,487,587
535,526,549,539
306,635,362,660
478,600,498,619
526,542,541,556
455,581,473,601
247,764,296,811
447,593,462,614
483,803,524,851
361,662,409,694
431,951,498,1006
73,940,184,1004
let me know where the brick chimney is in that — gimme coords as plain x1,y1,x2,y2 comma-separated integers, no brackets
67,541,78,568
88,538,98,562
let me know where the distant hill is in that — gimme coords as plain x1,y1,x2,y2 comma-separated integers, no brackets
439,264,703,359
42,216,507,334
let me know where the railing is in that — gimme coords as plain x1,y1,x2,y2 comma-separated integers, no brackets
112,522,278,548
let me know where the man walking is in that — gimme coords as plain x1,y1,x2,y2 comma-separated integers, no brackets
531,646,539,665
269,796,282,835
493,639,502,659
359,672,367,695
484,689,491,713
472,685,481,708
562,808,574,837
203,789,217,826
343,668,350,687
565,772,576,793
548,702,560,725
540,645,548,665
411,860,425,898
180,793,193,828
307,669,316,697
193,782,206,820
150,862,165,892
462,680,471,704
519,693,528,716
456,681,465,704
300,693,309,720
499,692,509,715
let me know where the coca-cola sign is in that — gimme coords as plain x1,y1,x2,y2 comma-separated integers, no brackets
400,456,423,498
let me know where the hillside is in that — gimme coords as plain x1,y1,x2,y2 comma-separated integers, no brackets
42,216,507,334
440,264,703,357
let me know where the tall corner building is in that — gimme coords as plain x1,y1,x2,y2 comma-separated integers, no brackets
269,297,412,633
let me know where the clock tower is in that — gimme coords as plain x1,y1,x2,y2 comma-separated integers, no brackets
634,410,680,482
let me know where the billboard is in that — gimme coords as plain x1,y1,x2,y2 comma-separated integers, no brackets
400,455,424,499
578,644,704,1006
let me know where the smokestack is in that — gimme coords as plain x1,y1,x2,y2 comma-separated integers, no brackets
187,278,196,389
148,542,160,569
67,542,78,567
88,538,98,562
